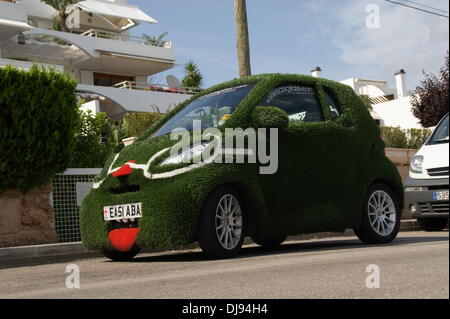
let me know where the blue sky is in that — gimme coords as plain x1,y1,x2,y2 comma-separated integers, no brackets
128,0,449,91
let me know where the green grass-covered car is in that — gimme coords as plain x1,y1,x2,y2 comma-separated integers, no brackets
80,73,404,260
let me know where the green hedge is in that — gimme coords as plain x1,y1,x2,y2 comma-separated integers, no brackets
0,65,78,192
380,126,431,149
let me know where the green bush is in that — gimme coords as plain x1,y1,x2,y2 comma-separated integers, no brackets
0,65,78,193
69,109,115,168
124,112,164,137
380,126,431,149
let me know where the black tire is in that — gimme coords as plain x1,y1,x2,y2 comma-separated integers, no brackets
251,235,286,249
101,247,140,261
354,183,401,244
418,218,448,232
197,186,245,259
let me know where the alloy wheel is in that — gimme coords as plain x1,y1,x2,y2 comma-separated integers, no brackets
367,190,397,236
215,194,243,250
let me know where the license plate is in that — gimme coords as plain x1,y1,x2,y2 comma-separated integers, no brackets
103,203,142,221
433,191,449,201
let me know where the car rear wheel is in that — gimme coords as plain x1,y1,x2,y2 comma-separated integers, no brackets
251,235,286,249
101,247,140,261
417,218,448,231
354,183,401,244
198,186,245,259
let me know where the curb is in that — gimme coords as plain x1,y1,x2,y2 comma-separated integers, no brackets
0,242,90,262
0,223,420,265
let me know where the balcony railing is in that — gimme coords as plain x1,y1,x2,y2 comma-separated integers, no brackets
80,29,172,48
113,81,202,95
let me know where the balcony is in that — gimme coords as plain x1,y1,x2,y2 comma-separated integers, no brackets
0,57,64,72
1,27,175,76
77,82,196,119
113,81,202,95
80,29,172,49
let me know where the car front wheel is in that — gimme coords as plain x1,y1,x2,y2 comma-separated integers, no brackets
354,183,401,244
198,186,245,259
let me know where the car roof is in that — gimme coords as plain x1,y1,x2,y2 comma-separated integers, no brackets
207,73,350,92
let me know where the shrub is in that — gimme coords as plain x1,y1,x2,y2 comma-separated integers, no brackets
0,65,78,192
380,126,431,149
124,112,164,137
69,109,115,168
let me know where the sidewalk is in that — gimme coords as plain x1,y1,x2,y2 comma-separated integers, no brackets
0,220,421,268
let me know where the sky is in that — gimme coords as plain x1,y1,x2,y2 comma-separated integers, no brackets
128,0,449,91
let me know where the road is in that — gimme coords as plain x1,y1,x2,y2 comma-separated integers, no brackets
0,231,448,299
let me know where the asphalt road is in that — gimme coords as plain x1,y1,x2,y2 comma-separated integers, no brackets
0,231,448,299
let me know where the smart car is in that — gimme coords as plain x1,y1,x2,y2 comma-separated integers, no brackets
80,74,404,260
405,113,449,231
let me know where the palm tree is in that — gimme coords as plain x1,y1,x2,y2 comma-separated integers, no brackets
181,60,204,88
234,0,251,77
41,0,82,32
143,32,169,47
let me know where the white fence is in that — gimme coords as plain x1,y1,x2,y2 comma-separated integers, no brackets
52,168,102,243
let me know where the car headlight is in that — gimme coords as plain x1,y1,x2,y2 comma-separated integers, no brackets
160,142,210,166
410,155,424,174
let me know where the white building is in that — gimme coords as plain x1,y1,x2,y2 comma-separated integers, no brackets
310,67,423,129
0,0,195,120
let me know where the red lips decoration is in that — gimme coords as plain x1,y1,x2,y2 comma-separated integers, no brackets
108,228,140,252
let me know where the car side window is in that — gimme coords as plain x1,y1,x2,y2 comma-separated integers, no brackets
324,90,342,118
260,85,323,123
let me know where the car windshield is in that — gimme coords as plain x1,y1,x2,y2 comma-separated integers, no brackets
153,84,255,137
430,114,449,145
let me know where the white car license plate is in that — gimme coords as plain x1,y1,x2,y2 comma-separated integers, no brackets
103,203,142,221
433,191,449,201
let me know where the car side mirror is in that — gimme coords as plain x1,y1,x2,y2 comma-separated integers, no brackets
252,106,289,130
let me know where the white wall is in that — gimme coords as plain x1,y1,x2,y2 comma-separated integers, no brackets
80,70,94,85
372,96,422,129
0,1,28,22
135,76,148,83
80,100,101,115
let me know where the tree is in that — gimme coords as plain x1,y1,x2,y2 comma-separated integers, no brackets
234,0,252,77
411,52,449,127
69,109,115,168
181,60,204,88
360,95,373,110
41,0,81,32
143,32,169,47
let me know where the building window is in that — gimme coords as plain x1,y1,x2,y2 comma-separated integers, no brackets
93,72,135,87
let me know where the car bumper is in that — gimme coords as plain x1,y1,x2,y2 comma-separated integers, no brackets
404,176,449,218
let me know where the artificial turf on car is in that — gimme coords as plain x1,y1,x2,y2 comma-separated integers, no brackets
80,74,403,251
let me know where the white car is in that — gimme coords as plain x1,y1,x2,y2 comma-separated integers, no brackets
405,113,449,231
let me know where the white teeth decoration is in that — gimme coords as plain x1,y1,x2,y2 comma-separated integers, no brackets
122,219,129,223
130,218,135,223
